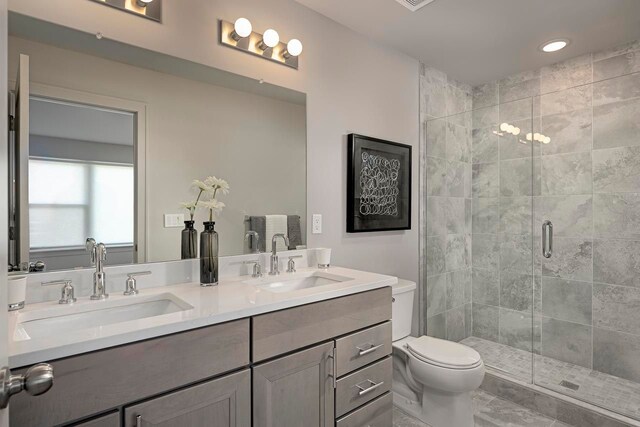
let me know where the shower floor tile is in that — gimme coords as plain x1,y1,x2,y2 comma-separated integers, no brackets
461,336,640,421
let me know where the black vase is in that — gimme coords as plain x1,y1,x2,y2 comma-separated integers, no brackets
181,220,197,259
200,221,219,286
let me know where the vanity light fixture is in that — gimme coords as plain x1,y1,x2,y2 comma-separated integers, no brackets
259,29,280,50
231,18,252,41
89,0,162,22
540,39,569,53
283,39,303,59
219,18,303,69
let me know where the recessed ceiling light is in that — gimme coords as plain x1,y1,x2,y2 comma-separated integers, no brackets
540,39,569,53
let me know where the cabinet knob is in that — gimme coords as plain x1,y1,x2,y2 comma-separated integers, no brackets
0,363,54,409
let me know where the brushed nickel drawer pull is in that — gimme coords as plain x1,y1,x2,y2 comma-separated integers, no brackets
356,379,384,396
356,343,384,357
136,415,142,427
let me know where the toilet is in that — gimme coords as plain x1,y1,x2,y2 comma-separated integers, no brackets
391,279,485,427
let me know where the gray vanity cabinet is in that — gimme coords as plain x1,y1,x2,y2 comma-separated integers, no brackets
124,369,251,427
253,341,335,427
73,412,120,427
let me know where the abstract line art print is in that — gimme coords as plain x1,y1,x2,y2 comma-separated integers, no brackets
347,134,411,232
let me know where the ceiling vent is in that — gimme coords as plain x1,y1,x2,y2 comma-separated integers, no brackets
395,0,436,12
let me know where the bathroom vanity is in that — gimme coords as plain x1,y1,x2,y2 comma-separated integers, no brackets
8,267,395,427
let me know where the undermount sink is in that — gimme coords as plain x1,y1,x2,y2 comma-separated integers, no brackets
14,293,193,341
246,271,353,293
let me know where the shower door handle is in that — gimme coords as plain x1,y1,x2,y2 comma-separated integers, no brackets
542,220,553,259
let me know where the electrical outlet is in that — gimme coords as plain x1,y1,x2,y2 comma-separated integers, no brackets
312,214,322,234
164,213,184,228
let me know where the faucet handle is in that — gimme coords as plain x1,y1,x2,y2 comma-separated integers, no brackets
286,255,303,273
243,260,263,278
42,280,76,304
124,271,151,296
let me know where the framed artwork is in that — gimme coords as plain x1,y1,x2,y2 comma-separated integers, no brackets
347,133,412,232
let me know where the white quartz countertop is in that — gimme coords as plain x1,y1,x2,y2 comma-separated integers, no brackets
8,266,397,368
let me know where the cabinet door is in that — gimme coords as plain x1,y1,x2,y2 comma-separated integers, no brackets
253,341,335,427
124,369,250,427
72,412,120,427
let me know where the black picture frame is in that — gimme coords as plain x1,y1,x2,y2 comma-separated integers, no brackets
347,133,412,233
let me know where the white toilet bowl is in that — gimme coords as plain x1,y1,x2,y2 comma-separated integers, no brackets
391,280,485,427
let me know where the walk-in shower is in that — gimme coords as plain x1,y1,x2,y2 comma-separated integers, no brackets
422,40,640,421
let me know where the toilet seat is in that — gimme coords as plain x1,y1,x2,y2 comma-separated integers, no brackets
404,336,482,370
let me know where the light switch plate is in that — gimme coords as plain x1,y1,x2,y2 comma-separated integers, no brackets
312,214,322,234
164,213,184,228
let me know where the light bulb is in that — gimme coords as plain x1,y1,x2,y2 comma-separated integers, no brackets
136,0,153,7
262,29,280,48
286,39,303,57
513,127,521,136
534,133,541,141
500,123,509,132
541,39,568,53
233,18,253,39
526,133,533,141
543,136,551,144
507,125,515,134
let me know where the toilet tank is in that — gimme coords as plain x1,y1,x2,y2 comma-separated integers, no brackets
391,279,416,341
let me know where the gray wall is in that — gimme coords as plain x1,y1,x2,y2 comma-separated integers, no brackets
30,135,134,164
9,0,420,284
467,39,640,383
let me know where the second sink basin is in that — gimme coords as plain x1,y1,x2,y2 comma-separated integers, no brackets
14,293,193,341
246,271,353,293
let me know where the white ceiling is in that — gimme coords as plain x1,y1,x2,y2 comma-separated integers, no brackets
295,0,640,85
30,97,134,145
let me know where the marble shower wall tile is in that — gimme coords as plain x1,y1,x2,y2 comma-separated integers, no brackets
593,193,640,239
473,198,499,234
541,277,592,325
541,237,593,282
592,39,640,62
426,156,447,196
446,304,468,342
500,78,541,104
500,197,532,235
426,312,446,339
539,86,592,116
540,108,592,156
473,234,500,271
501,158,536,197
593,239,640,287
473,105,499,129
499,119,538,160
500,272,533,312
426,234,446,277
421,72,447,118
499,308,538,353
593,327,640,383
541,317,592,369
447,160,467,197
473,82,499,109
593,97,640,150
500,98,535,123
593,282,640,335
446,122,471,163
472,127,499,164
593,50,640,81
473,162,500,197
446,197,466,235
473,303,500,341
540,55,592,94
425,117,447,158
446,234,470,271
473,268,500,305
541,152,592,196
447,268,471,309
593,146,640,193
426,273,447,316
534,195,592,238
500,234,533,275
593,72,640,106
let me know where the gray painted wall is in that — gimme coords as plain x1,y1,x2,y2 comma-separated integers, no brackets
30,135,134,164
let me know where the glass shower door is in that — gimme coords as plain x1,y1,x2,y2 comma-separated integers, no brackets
533,70,640,420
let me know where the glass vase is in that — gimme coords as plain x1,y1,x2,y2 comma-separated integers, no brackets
200,221,219,286
181,220,197,259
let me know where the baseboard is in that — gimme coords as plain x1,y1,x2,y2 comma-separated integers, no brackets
482,369,640,427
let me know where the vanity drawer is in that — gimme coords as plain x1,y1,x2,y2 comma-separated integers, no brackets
336,392,392,427
336,321,391,376
10,319,250,427
252,287,391,362
335,356,392,417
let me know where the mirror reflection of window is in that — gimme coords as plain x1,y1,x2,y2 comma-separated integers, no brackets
27,97,135,269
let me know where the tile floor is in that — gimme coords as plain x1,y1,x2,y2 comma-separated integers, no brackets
460,336,640,421
392,389,569,427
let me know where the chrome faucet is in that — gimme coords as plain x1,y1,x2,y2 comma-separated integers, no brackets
269,233,290,276
86,238,108,300
244,231,261,254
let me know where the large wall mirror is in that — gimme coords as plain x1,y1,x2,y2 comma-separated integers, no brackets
7,13,307,272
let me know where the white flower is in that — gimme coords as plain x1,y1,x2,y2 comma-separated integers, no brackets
180,201,197,211
192,179,213,193
203,176,230,195
200,199,226,213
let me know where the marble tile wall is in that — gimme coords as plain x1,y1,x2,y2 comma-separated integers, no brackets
466,38,640,384
422,64,474,342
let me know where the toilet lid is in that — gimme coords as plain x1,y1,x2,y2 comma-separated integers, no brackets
405,336,482,370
